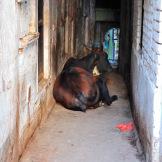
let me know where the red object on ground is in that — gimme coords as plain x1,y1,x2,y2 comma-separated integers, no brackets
116,122,134,132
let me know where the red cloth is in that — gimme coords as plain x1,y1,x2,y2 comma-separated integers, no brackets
116,122,134,132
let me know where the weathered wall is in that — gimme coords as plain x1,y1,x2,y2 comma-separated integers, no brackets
119,0,133,90
0,1,19,161
0,0,95,161
131,0,162,161
0,0,54,161
54,0,95,74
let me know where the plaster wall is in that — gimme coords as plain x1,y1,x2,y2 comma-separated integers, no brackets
131,0,162,161
0,0,54,161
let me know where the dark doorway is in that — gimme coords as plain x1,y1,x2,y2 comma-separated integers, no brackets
95,0,121,9
94,0,133,92
38,0,44,81
94,0,121,69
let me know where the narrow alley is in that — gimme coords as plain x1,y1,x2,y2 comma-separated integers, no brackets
20,73,143,162
0,0,162,162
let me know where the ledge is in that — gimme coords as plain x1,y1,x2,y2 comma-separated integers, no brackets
18,32,39,54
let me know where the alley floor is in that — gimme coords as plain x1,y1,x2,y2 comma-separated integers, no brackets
20,73,144,162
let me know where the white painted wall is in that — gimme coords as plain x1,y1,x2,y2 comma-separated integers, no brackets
132,0,162,161
0,0,54,161
0,0,19,161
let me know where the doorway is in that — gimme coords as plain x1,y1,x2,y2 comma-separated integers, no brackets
103,27,120,68
94,0,120,69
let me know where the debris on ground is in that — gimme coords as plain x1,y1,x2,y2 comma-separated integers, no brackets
116,122,134,132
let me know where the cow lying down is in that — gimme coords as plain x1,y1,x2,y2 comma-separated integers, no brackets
53,53,118,112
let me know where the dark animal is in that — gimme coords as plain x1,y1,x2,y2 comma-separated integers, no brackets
92,46,113,74
63,52,100,73
53,53,117,112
